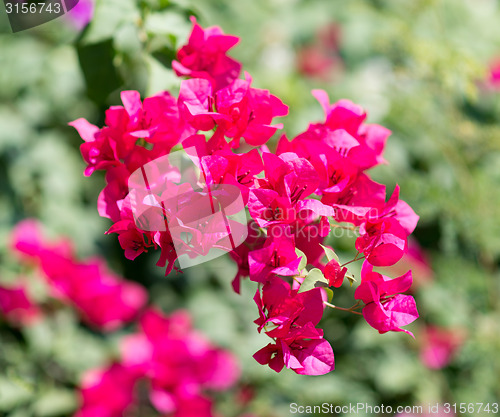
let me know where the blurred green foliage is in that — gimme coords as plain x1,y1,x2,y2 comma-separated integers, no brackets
1,0,500,416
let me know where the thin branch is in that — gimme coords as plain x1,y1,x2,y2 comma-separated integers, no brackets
324,301,363,316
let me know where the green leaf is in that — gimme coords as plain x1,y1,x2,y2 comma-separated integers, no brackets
140,0,172,12
295,248,307,271
144,10,192,40
319,244,339,263
0,377,33,412
145,55,180,96
324,288,334,302
33,389,77,417
77,39,123,105
298,268,328,293
82,0,139,45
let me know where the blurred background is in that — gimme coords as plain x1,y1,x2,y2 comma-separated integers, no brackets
1,0,500,416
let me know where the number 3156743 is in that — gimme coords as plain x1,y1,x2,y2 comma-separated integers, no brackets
5,2,62,14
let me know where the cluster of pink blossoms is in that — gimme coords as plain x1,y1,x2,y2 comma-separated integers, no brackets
3,220,243,417
77,309,240,417
71,17,420,375
10,219,147,331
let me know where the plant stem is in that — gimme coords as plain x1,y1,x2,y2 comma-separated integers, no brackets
324,301,363,315
341,252,365,267
331,224,359,231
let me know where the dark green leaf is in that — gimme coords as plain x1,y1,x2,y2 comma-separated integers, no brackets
77,39,123,105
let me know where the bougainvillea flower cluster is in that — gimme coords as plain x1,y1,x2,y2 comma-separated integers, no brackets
77,308,240,417
10,219,147,331
5,220,243,417
71,18,420,375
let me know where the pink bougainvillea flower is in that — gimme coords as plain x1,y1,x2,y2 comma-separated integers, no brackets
248,152,331,228
105,194,157,261
277,128,360,197
419,325,465,369
281,333,335,375
179,75,288,147
293,224,329,269
120,90,195,147
70,90,192,177
10,219,147,332
361,294,418,336
120,308,240,414
253,323,335,375
69,260,148,332
277,90,391,200
350,122,391,170
199,147,264,204
108,219,150,261
214,74,289,147
366,185,419,236
10,219,47,260
229,221,266,293
75,308,241,416
312,90,366,136
75,363,141,417
39,254,148,332
97,165,130,222
253,276,325,338
0,283,40,326
320,149,359,194
355,217,408,267
355,261,413,305
288,123,361,160
182,131,231,159
248,189,296,227
323,258,347,288
66,0,95,30
154,231,179,276
163,186,247,259
252,274,334,375
248,227,301,283
178,78,221,131
260,152,319,200
223,146,264,186
69,118,120,177
321,173,386,224
253,341,285,373
109,90,194,154
66,0,95,31
355,261,418,336
173,17,242,91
